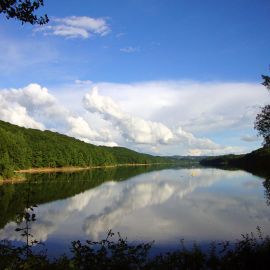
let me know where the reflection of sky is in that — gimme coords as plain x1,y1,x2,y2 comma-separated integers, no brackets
0,168,269,253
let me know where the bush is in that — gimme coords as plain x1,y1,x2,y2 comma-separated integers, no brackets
1,228,270,270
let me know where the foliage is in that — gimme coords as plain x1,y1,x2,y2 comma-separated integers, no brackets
71,230,153,270
263,178,270,206
0,0,48,24
1,229,270,269
200,146,270,173
0,120,173,179
200,154,242,167
262,74,270,91
255,105,270,147
255,74,270,147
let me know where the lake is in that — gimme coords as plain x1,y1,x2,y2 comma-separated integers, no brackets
0,166,270,256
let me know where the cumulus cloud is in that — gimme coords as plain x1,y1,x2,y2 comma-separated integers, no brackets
0,98,44,130
0,84,53,129
174,127,243,156
84,87,174,144
83,87,243,155
67,116,100,140
0,80,266,155
85,81,266,134
0,83,68,130
36,16,110,39
0,84,114,146
1,83,56,109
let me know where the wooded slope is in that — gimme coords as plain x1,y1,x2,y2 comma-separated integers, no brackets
0,120,172,178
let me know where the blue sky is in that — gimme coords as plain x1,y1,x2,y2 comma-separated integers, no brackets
0,0,270,155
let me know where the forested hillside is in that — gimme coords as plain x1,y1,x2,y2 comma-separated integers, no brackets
0,120,172,179
200,147,270,174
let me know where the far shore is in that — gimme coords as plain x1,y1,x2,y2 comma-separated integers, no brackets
1,163,170,184
16,163,168,174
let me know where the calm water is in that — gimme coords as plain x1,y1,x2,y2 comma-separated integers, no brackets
0,166,270,255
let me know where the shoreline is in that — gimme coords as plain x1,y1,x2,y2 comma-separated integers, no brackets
1,163,171,184
16,163,168,174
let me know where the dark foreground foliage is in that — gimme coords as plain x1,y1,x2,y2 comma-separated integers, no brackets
0,0,49,25
1,229,270,270
255,73,270,147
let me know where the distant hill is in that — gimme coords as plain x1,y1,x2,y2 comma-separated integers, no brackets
169,155,207,161
200,147,270,175
0,120,174,179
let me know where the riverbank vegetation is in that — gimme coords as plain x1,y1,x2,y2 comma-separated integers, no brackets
200,146,270,175
200,73,270,174
1,228,270,270
0,120,175,180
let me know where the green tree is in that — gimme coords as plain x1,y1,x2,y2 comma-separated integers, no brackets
0,0,48,24
0,120,173,179
255,74,270,147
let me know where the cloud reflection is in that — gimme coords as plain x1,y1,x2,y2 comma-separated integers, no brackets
0,169,269,245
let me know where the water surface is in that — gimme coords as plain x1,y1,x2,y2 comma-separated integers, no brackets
0,166,269,255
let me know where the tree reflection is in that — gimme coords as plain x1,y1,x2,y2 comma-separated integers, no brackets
263,178,270,206
14,180,39,257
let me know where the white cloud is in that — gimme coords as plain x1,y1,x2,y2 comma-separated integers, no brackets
0,84,114,146
0,83,54,129
241,135,259,142
0,97,44,130
67,116,100,140
120,46,140,53
75,79,93,85
84,87,174,145
36,16,110,39
78,81,266,135
0,79,267,156
83,86,244,155
0,83,66,128
2,83,56,109
174,127,243,156
75,80,267,154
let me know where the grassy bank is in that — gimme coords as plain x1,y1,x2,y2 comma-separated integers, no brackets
16,163,170,174
0,163,173,183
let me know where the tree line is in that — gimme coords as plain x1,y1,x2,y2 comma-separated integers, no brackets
0,120,172,179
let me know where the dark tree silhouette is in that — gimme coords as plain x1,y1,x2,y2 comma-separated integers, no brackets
263,178,270,206
262,74,270,90
0,0,48,24
255,74,270,147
